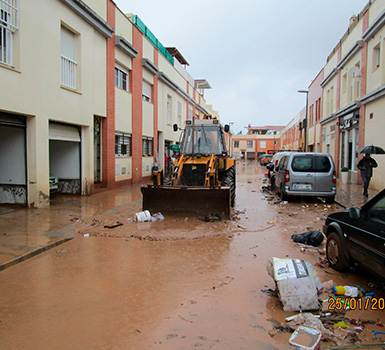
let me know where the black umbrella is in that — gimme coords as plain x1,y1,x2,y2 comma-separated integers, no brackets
358,145,385,154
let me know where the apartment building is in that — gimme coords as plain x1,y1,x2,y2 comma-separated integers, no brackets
318,0,385,188
0,0,214,207
232,125,283,160
280,108,305,151
277,0,385,191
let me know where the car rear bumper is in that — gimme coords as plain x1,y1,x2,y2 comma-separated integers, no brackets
284,186,336,197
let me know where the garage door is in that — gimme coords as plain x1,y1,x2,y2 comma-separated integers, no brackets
49,123,81,194
49,123,81,142
0,113,26,204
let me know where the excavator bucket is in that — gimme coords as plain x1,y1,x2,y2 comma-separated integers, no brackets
141,185,231,219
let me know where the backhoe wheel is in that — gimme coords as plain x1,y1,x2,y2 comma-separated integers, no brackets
223,166,236,207
326,231,350,272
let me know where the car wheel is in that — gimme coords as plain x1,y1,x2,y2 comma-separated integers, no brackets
280,185,287,201
326,231,350,271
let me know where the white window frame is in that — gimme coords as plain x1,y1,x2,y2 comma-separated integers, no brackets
142,80,152,103
115,63,129,91
115,132,132,157
167,95,172,125
177,101,182,126
142,136,153,156
260,140,266,148
373,43,381,71
0,0,18,66
354,62,360,100
247,140,253,148
61,26,77,90
234,140,239,148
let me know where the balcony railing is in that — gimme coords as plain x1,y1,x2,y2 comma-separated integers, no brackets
61,55,77,89
0,0,18,31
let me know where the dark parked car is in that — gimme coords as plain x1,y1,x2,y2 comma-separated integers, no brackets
323,189,385,279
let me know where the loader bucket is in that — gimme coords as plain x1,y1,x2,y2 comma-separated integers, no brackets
141,185,231,219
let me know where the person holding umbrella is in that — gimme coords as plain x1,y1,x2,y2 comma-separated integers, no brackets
357,145,384,197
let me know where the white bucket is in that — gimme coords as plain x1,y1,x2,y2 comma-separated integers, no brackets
135,210,151,222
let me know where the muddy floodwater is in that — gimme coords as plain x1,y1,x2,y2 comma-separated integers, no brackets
1,161,384,349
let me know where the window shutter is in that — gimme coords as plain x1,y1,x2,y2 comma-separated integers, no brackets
61,27,76,61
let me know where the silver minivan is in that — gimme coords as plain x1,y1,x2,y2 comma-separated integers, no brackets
274,152,336,201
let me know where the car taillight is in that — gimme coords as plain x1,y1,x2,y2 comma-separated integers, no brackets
332,171,336,184
285,170,290,182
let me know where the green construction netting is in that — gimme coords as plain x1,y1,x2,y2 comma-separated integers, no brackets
133,15,174,66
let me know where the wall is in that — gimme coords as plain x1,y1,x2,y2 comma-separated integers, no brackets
0,0,108,206
363,96,385,190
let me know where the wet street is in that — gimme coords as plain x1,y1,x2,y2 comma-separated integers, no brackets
1,161,385,349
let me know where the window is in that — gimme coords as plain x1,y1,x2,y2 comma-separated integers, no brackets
342,74,347,94
61,26,77,89
234,140,239,148
354,63,360,100
115,132,132,157
142,81,152,102
260,140,266,148
373,43,381,71
177,101,182,126
167,96,172,124
142,136,153,156
0,0,18,66
291,156,331,172
115,63,129,91
188,108,193,120
247,140,253,148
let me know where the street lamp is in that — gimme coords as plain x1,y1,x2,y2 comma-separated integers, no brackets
228,122,234,156
298,90,309,152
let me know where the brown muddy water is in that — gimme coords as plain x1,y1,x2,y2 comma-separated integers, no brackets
0,160,384,350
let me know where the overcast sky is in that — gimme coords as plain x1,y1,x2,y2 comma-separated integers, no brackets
114,0,369,134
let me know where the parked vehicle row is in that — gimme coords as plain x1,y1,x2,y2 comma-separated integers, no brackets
259,154,273,166
323,188,385,280
264,152,385,280
265,152,336,202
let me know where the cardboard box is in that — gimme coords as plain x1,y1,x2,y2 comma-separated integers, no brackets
268,257,320,312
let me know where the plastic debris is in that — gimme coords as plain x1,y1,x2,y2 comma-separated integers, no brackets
291,230,324,247
134,210,152,222
289,326,322,350
373,331,385,340
333,321,349,329
321,280,334,291
286,313,340,343
333,286,359,297
151,212,164,221
83,234,89,237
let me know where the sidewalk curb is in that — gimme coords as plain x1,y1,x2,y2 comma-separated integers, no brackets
0,238,73,272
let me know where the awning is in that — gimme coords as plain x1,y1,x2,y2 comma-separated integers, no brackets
49,123,81,142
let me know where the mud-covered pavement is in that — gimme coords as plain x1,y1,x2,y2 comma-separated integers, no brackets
1,161,385,349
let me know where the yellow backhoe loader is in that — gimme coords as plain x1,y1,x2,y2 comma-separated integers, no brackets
141,115,236,218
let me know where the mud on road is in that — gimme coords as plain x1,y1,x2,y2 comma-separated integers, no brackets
1,160,385,350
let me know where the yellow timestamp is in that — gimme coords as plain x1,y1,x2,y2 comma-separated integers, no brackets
328,297,385,310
